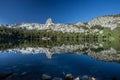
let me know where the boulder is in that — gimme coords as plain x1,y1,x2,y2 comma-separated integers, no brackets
91,77,96,80
42,74,52,80
74,77,80,80
65,74,74,80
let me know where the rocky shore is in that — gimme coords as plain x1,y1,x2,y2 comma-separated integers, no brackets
41,74,96,80
0,72,96,80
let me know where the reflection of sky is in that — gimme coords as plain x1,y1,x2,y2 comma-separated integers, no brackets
0,0,120,24
0,52,120,80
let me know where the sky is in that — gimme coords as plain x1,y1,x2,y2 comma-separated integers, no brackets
0,0,120,24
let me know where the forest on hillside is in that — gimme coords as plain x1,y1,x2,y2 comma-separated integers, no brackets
0,25,111,39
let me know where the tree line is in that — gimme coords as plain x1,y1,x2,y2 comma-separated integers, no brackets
0,25,110,40
0,26,85,39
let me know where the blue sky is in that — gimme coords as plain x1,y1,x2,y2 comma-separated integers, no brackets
0,0,120,24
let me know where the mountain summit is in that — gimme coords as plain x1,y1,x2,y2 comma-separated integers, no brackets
45,18,53,27
46,18,53,24
5,14,120,32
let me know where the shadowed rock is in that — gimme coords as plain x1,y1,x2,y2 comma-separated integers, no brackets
42,74,52,80
91,77,96,80
52,77,63,80
0,72,13,80
65,74,74,80
74,77,80,80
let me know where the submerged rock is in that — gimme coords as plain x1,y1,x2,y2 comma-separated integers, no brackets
21,72,27,76
65,74,74,80
74,77,80,80
42,74,52,80
52,77,63,80
81,75,89,80
0,72,13,79
91,77,96,80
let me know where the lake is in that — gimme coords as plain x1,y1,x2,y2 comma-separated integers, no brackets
0,39,120,80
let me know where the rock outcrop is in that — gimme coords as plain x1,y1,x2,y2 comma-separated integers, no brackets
7,18,85,33
88,16,120,30
6,14,120,32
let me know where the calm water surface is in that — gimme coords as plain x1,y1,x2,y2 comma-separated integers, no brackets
0,40,120,80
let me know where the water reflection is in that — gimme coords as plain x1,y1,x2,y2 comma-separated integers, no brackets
0,39,120,80
0,39,120,62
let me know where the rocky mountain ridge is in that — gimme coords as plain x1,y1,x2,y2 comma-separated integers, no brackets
4,14,120,32
7,18,86,33
88,15,120,30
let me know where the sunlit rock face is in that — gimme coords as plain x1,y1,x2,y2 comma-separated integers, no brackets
7,18,85,33
1,44,120,63
6,14,120,32
88,16,120,30
45,18,53,26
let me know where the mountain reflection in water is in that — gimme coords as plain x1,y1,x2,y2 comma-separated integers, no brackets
0,39,120,80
